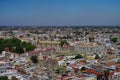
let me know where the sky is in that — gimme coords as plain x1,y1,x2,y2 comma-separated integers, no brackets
0,0,120,26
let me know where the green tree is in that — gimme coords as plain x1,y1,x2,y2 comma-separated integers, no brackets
81,66,86,71
3,76,8,80
0,38,35,53
104,70,109,80
60,40,69,47
89,37,94,42
0,44,4,53
0,76,9,80
74,54,83,59
55,67,66,74
85,32,89,35
0,38,4,44
25,45,35,52
11,76,18,80
30,55,38,63
94,54,100,59
12,38,21,46
21,42,35,52
0,76,4,80
21,41,27,47
15,46,24,54
110,37,118,43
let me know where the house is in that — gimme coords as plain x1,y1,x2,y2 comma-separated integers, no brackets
0,66,6,74
112,72,120,80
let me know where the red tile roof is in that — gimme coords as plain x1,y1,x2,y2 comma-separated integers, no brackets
86,69,102,76
28,48,54,55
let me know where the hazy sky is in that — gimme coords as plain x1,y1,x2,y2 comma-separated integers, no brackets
0,0,120,26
